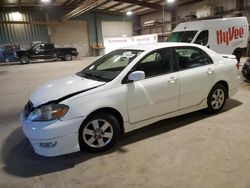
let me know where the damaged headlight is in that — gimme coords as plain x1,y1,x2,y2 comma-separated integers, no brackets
28,104,69,122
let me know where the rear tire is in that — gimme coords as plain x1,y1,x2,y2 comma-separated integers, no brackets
64,53,72,61
19,55,29,64
79,112,120,153
206,84,227,113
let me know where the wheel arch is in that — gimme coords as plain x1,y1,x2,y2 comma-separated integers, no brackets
212,80,229,98
80,107,125,134
19,53,30,59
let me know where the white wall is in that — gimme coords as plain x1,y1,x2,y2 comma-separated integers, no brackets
50,21,89,57
176,0,236,20
101,21,133,37
139,11,172,34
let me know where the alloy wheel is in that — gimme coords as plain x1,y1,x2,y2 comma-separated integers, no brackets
83,119,114,148
211,88,225,110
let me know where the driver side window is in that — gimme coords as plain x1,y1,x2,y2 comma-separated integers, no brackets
194,30,208,46
133,48,173,78
33,44,44,51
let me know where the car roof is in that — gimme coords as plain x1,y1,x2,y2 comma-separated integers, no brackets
121,42,204,51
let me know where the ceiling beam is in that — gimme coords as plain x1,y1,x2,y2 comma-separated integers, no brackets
105,2,123,10
156,0,205,7
114,0,172,12
62,0,73,6
177,0,205,6
94,9,123,15
60,0,110,21
115,4,135,12
134,9,157,16
131,6,148,12
18,0,21,9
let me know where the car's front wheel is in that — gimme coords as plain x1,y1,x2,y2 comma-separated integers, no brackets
19,55,30,64
79,112,120,153
206,84,227,113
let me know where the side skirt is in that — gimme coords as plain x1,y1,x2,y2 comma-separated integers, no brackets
123,99,208,133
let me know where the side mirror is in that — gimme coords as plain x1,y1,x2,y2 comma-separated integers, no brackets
128,71,145,82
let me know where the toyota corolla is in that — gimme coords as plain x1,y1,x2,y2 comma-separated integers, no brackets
20,43,240,157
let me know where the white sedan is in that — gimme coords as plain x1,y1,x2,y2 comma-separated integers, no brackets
20,43,240,157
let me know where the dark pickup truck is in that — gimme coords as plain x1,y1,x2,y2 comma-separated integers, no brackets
16,42,79,64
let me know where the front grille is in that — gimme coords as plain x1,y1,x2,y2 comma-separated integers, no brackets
24,100,34,118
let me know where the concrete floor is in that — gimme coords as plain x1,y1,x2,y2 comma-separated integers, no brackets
0,58,250,188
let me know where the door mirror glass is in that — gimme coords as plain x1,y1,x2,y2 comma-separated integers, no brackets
128,71,145,81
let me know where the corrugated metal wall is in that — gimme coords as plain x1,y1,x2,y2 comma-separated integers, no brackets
0,11,50,45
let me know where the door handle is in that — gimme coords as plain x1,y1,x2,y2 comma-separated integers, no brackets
168,77,177,83
207,68,214,74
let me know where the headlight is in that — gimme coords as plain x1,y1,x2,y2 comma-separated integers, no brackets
28,104,69,122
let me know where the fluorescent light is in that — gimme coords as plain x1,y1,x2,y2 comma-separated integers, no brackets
10,12,22,21
167,0,175,3
126,11,132,16
41,0,51,3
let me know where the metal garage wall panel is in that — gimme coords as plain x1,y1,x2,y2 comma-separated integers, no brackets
50,21,90,57
0,11,49,45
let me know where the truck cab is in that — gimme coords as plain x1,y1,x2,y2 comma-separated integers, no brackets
30,43,57,59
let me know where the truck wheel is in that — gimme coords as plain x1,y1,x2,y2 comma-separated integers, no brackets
19,55,29,64
64,53,72,61
78,112,120,153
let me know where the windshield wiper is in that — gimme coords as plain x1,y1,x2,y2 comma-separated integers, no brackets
81,72,107,82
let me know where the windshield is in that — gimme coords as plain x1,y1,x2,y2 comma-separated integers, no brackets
166,30,198,43
77,49,143,82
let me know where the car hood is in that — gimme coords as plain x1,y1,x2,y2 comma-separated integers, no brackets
30,74,105,107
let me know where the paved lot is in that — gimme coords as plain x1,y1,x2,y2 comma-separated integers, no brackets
0,58,250,188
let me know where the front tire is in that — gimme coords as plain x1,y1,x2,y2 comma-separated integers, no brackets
79,112,120,153
206,84,227,113
19,55,29,64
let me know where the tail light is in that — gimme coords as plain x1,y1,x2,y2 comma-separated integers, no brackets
236,62,240,69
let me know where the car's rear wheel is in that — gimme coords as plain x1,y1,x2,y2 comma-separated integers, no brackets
19,55,29,64
206,84,227,113
64,53,72,61
79,112,120,153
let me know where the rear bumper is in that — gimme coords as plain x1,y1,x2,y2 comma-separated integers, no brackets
72,51,79,56
229,87,239,97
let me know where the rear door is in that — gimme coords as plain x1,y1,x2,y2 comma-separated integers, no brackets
44,43,56,59
175,46,215,109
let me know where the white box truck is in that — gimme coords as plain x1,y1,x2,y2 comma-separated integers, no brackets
167,17,249,62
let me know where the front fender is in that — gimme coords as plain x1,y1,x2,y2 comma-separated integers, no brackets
60,85,129,123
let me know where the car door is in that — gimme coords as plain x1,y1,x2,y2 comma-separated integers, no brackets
175,46,215,109
44,43,56,59
30,43,45,59
125,48,179,124
194,30,209,48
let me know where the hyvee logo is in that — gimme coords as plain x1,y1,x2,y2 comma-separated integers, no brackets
216,27,244,45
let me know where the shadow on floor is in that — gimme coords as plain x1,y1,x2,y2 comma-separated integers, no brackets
2,99,242,177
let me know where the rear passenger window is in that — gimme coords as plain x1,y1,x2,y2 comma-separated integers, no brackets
175,47,212,70
45,43,53,49
134,48,173,78
194,30,208,45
